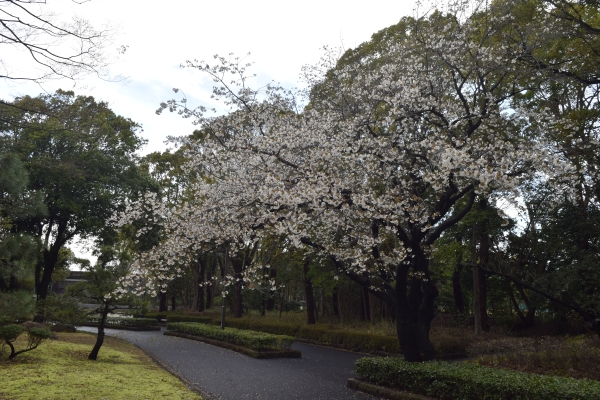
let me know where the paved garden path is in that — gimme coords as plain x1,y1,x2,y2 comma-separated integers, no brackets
78,327,377,400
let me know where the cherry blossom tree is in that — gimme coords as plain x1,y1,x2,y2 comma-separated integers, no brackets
114,2,576,361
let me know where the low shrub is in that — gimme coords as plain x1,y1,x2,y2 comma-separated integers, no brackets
167,316,467,356
193,317,402,354
86,316,159,328
298,325,400,353
354,357,600,400
0,324,25,342
135,312,168,320
469,335,600,381
135,310,186,320
50,323,77,333
216,318,301,337
0,323,52,359
167,322,294,350
431,333,468,355
167,315,214,324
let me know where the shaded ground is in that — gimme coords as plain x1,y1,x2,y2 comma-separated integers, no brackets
77,327,377,400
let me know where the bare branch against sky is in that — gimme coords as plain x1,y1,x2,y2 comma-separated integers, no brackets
0,0,116,83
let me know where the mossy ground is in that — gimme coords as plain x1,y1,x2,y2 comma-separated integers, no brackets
0,331,201,400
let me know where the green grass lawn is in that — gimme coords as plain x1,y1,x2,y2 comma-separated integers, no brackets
0,331,201,400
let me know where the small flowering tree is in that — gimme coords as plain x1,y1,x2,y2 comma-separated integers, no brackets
115,3,575,361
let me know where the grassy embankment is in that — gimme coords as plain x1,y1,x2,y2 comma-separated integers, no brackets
0,331,201,400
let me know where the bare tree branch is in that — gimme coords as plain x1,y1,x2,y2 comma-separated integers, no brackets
0,0,118,83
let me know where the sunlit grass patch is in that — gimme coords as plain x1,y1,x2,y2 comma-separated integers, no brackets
0,332,201,399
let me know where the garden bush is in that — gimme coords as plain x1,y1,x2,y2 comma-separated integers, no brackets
354,357,600,400
214,318,301,337
134,310,187,320
167,322,294,350
167,315,214,324
164,317,466,356
298,325,400,353
185,317,402,354
85,316,159,328
0,323,52,359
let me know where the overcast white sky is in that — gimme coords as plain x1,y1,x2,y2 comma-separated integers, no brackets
1,0,416,264
2,0,417,153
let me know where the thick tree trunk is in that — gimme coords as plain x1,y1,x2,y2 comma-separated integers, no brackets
471,214,492,334
511,280,536,328
36,248,58,300
303,258,316,324
34,246,61,322
171,295,176,311
36,219,69,306
396,251,438,362
384,300,395,322
159,292,167,312
472,266,482,335
452,264,465,313
362,284,371,322
322,288,328,319
332,286,340,316
478,202,491,332
359,287,366,321
231,259,243,318
206,257,216,310
196,258,206,312
0,276,18,292
197,283,205,312
206,284,213,310
369,293,377,325
266,269,276,311
89,302,110,360
279,288,284,317
266,295,275,311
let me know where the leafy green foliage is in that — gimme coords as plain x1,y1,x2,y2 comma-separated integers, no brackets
0,152,45,315
0,89,151,301
37,293,87,326
354,357,600,400
0,324,25,342
0,323,51,359
167,322,294,350
164,315,214,324
0,291,35,324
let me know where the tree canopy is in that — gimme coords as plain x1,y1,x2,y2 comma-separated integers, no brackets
112,0,597,361
0,89,149,305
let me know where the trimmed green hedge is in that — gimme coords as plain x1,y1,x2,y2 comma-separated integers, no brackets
86,316,159,328
166,315,214,324
298,325,400,353
167,322,294,350
135,312,168,320
165,316,401,354
354,357,600,400
212,318,301,337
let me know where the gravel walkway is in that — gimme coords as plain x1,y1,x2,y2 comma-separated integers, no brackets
77,327,377,400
